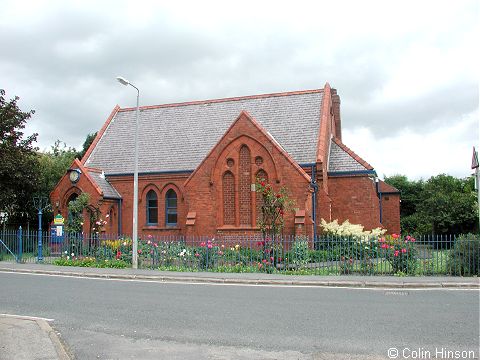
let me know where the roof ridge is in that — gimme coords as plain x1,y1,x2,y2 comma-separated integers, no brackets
117,88,324,112
331,137,374,170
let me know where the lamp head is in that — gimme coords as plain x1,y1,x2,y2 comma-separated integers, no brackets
116,76,130,86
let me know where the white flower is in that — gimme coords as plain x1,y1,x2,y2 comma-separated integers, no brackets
105,214,110,218
67,256,70,260
71,253,74,257
64,251,68,254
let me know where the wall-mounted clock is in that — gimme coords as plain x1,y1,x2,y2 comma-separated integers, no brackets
69,169,81,183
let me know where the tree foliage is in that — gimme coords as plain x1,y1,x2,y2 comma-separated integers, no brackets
384,174,478,235
77,132,97,160
0,89,39,222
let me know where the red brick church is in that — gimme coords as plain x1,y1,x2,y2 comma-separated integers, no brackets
51,83,400,237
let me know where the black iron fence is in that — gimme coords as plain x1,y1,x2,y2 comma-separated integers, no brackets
1,229,478,276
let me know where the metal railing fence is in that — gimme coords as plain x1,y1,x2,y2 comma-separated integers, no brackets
1,229,478,276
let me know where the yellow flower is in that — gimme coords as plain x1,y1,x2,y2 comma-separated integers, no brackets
235,244,240,251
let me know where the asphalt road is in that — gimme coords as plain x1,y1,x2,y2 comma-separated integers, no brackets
0,272,478,359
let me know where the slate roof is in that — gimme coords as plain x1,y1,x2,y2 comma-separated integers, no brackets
87,170,122,199
85,90,324,174
328,138,374,172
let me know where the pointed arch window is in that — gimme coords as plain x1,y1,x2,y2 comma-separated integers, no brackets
146,190,158,225
255,170,268,226
223,171,235,225
239,145,251,226
165,189,178,226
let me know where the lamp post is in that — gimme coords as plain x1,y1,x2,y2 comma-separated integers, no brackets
33,195,48,262
116,76,140,269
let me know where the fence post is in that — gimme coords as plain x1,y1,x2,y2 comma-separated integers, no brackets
37,208,43,262
17,226,22,263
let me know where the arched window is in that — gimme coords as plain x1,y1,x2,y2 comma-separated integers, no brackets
146,190,158,225
255,170,268,225
165,189,178,226
223,171,235,225
239,145,251,226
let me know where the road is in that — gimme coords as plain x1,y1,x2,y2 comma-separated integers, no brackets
0,272,478,359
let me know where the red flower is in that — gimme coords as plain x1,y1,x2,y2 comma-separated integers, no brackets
138,249,142,254
401,248,407,253
270,256,274,261
276,194,282,198
200,242,206,247
392,233,400,239
116,250,121,260
261,181,266,187
394,250,399,257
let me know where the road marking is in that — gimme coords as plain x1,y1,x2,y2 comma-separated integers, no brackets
0,313,55,322
0,270,478,291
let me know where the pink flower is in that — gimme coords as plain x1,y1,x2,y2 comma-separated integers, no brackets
138,249,142,254
200,242,206,247
262,259,267,263
406,235,411,241
401,248,407,253
392,234,400,239
195,253,200,257
218,251,223,256
379,237,385,243
148,234,153,238
410,238,416,242
270,257,274,261
394,250,399,257
381,244,387,249
153,243,158,248
207,244,213,249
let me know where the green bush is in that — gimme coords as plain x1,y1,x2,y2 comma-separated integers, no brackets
447,234,480,276
380,235,417,275
286,238,310,266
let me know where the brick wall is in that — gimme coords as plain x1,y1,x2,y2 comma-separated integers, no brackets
327,175,383,231
380,193,401,234
107,173,188,236
184,111,312,236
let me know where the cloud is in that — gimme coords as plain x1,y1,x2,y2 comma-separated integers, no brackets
343,110,479,180
0,0,477,179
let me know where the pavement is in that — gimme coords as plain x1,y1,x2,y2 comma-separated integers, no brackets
0,314,70,360
0,261,478,360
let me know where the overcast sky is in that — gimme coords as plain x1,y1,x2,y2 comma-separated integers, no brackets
1,0,478,180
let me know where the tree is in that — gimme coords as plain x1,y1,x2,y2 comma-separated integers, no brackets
384,174,478,235
77,132,97,160
36,140,78,226
418,174,477,235
0,89,39,224
384,174,427,234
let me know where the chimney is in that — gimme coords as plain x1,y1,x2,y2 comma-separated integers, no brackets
331,88,342,141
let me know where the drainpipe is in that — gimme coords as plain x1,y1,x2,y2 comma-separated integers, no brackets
375,177,383,224
310,165,319,243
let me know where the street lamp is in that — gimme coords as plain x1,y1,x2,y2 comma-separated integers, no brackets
116,76,140,269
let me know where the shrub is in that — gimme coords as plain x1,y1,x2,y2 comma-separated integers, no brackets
194,239,221,269
287,237,310,266
379,234,417,275
447,234,480,276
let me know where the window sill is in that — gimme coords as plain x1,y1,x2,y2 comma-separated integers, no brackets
216,226,261,231
142,225,181,231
